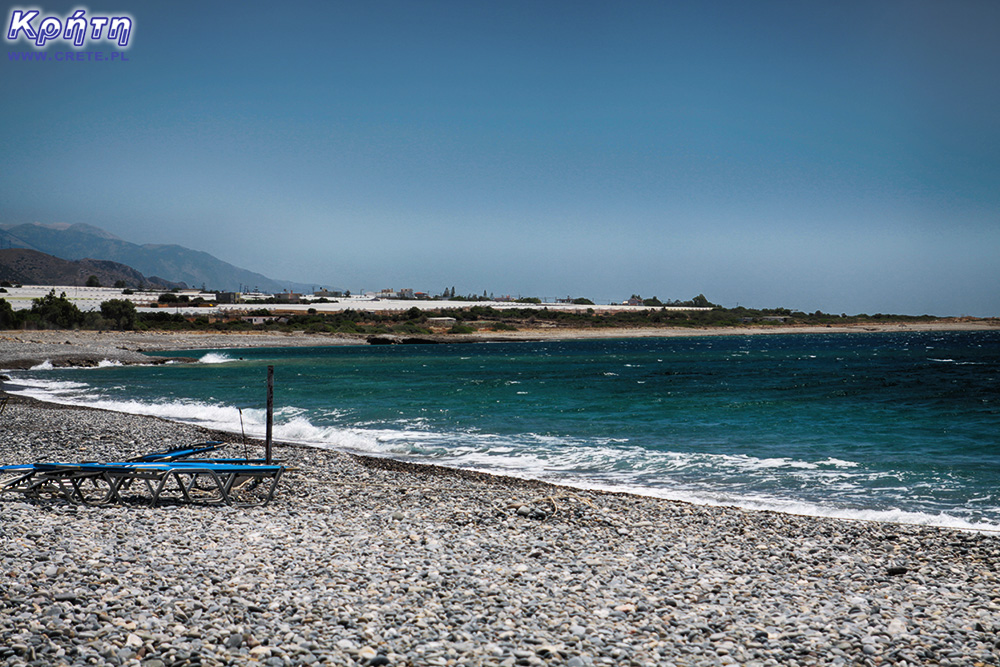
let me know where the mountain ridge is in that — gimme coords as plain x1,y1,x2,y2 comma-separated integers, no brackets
0,248,183,289
0,223,316,293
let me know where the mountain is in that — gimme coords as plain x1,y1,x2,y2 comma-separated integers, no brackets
0,248,183,289
0,223,315,293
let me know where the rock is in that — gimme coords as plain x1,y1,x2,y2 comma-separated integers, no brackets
249,646,271,658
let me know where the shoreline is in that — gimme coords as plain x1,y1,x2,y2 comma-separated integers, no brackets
1,396,998,666
6,390,998,535
1,319,996,368
4,325,998,534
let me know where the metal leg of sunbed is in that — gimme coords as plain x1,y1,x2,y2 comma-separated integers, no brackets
255,468,283,507
164,470,195,505
65,471,114,505
211,470,232,505
35,472,80,503
224,468,283,507
176,470,212,504
1,471,37,495
109,473,135,504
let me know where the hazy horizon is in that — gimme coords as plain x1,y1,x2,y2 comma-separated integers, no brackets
3,1,998,316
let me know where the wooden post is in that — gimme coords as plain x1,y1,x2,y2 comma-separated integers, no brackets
266,365,274,464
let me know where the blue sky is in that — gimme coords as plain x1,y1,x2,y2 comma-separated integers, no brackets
2,1,998,315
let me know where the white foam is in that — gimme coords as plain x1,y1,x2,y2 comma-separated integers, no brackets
5,377,91,398
29,360,54,371
6,370,998,533
555,482,1000,533
198,352,235,364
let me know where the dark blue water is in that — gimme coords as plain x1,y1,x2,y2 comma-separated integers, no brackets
8,331,1000,529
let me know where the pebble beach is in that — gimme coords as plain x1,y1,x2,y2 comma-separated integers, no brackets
1,395,998,667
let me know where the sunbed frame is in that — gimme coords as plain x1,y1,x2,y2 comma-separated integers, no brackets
1,441,285,507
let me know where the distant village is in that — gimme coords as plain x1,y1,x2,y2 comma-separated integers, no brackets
1,280,958,334
0,281,715,316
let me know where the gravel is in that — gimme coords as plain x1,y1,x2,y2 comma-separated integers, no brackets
2,397,999,667
0,331,361,369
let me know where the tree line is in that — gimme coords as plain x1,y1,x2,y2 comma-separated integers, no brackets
0,292,945,334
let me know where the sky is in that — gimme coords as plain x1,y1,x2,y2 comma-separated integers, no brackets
2,1,998,315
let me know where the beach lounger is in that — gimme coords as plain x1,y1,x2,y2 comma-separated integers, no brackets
130,441,226,462
1,443,234,504
2,462,116,504
131,443,280,465
0,464,39,496
104,462,285,507
1,461,284,507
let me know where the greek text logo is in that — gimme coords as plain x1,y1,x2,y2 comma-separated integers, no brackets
6,7,133,49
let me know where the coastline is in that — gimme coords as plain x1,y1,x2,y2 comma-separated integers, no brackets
1,319,996,368
2,395,998,666
4,325,997,532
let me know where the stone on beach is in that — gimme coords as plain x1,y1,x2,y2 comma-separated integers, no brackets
1,397,999,666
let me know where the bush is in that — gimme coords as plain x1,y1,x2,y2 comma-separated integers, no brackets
100,299,137,330
392,322,431,335
449,323,477,334
0,299,18,328
28,291,84,329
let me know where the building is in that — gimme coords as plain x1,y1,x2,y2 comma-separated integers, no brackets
273,292,301,304
242,315,278,325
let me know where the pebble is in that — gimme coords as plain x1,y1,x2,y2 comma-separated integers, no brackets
1,399,999,667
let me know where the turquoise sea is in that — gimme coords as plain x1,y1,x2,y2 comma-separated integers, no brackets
6,331,1000,530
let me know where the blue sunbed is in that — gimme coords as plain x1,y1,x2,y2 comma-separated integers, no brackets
2,460,284,507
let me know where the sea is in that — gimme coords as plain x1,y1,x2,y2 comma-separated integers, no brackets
5,330,999,531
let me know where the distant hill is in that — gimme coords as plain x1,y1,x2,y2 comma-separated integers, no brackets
0,248,183,289
0,222,316,293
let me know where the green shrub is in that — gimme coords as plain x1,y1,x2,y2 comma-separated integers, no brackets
100,299,137,330
29,291,84,329
490,322,518,331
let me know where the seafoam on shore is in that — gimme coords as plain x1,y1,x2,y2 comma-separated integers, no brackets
1,397,998,667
